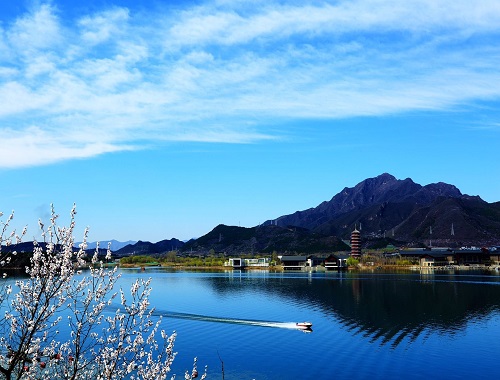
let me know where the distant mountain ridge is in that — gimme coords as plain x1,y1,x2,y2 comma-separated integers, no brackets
11,174,497,257
75,240,137,251
266,173,462,229
113,238,184,257
266,173,500,247
181,224,349,255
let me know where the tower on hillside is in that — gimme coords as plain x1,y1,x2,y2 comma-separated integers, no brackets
350,227,361,257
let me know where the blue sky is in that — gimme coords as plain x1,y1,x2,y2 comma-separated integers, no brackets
1,0,499,244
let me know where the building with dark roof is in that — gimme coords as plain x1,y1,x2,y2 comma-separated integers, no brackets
279,255,308,270
398,248,497,267
324,253,349,270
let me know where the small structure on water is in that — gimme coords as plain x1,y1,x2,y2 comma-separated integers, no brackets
324,253,350,270
278,255,308,270
278,254,349,271
225,257,270,269
399,247,497,267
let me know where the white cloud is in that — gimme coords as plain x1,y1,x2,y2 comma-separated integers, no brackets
0,125,130,168
6,4,63,54
25,55,57,79
0,0,499,168
78,8,130,46
166,0,500,47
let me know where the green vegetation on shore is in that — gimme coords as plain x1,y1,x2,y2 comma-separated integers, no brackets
120,253,225,268
118,249,408,269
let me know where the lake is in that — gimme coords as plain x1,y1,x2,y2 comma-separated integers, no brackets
117,268,500,379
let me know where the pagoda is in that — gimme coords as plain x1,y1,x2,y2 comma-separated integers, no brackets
350,227,361,257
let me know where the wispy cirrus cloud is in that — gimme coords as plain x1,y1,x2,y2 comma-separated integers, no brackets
0,0,499,168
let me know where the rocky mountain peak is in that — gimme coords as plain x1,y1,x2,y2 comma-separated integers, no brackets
422,182,462,197
267,173,475,233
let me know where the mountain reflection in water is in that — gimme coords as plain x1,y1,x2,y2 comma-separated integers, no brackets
205,270,500,348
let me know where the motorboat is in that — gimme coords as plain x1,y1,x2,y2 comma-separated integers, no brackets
296,322,313,329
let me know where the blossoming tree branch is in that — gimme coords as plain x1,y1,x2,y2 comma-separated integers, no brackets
0,205,206,380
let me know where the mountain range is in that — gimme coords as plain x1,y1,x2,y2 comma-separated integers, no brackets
5,174,499,257
112,239,184,257
111,173,500,255
75,240,137,251
263,173,500,247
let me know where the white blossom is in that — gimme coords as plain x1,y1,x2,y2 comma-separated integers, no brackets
0,205,204,380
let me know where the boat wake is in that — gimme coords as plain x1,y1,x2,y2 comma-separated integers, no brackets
156,310,311,331
106,304,311,331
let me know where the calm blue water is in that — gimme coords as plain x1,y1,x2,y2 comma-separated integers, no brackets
116,269,500,380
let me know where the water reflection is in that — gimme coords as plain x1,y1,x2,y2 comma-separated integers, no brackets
205,270,500,347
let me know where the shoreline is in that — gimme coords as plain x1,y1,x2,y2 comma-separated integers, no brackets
119,263,500,273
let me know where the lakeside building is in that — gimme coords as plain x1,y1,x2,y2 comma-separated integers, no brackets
324,253,350,270
278,254,349,271
399,247,499,267
224,247,499,271
278,255,308,270
225,257,270,269
401,250,454,267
